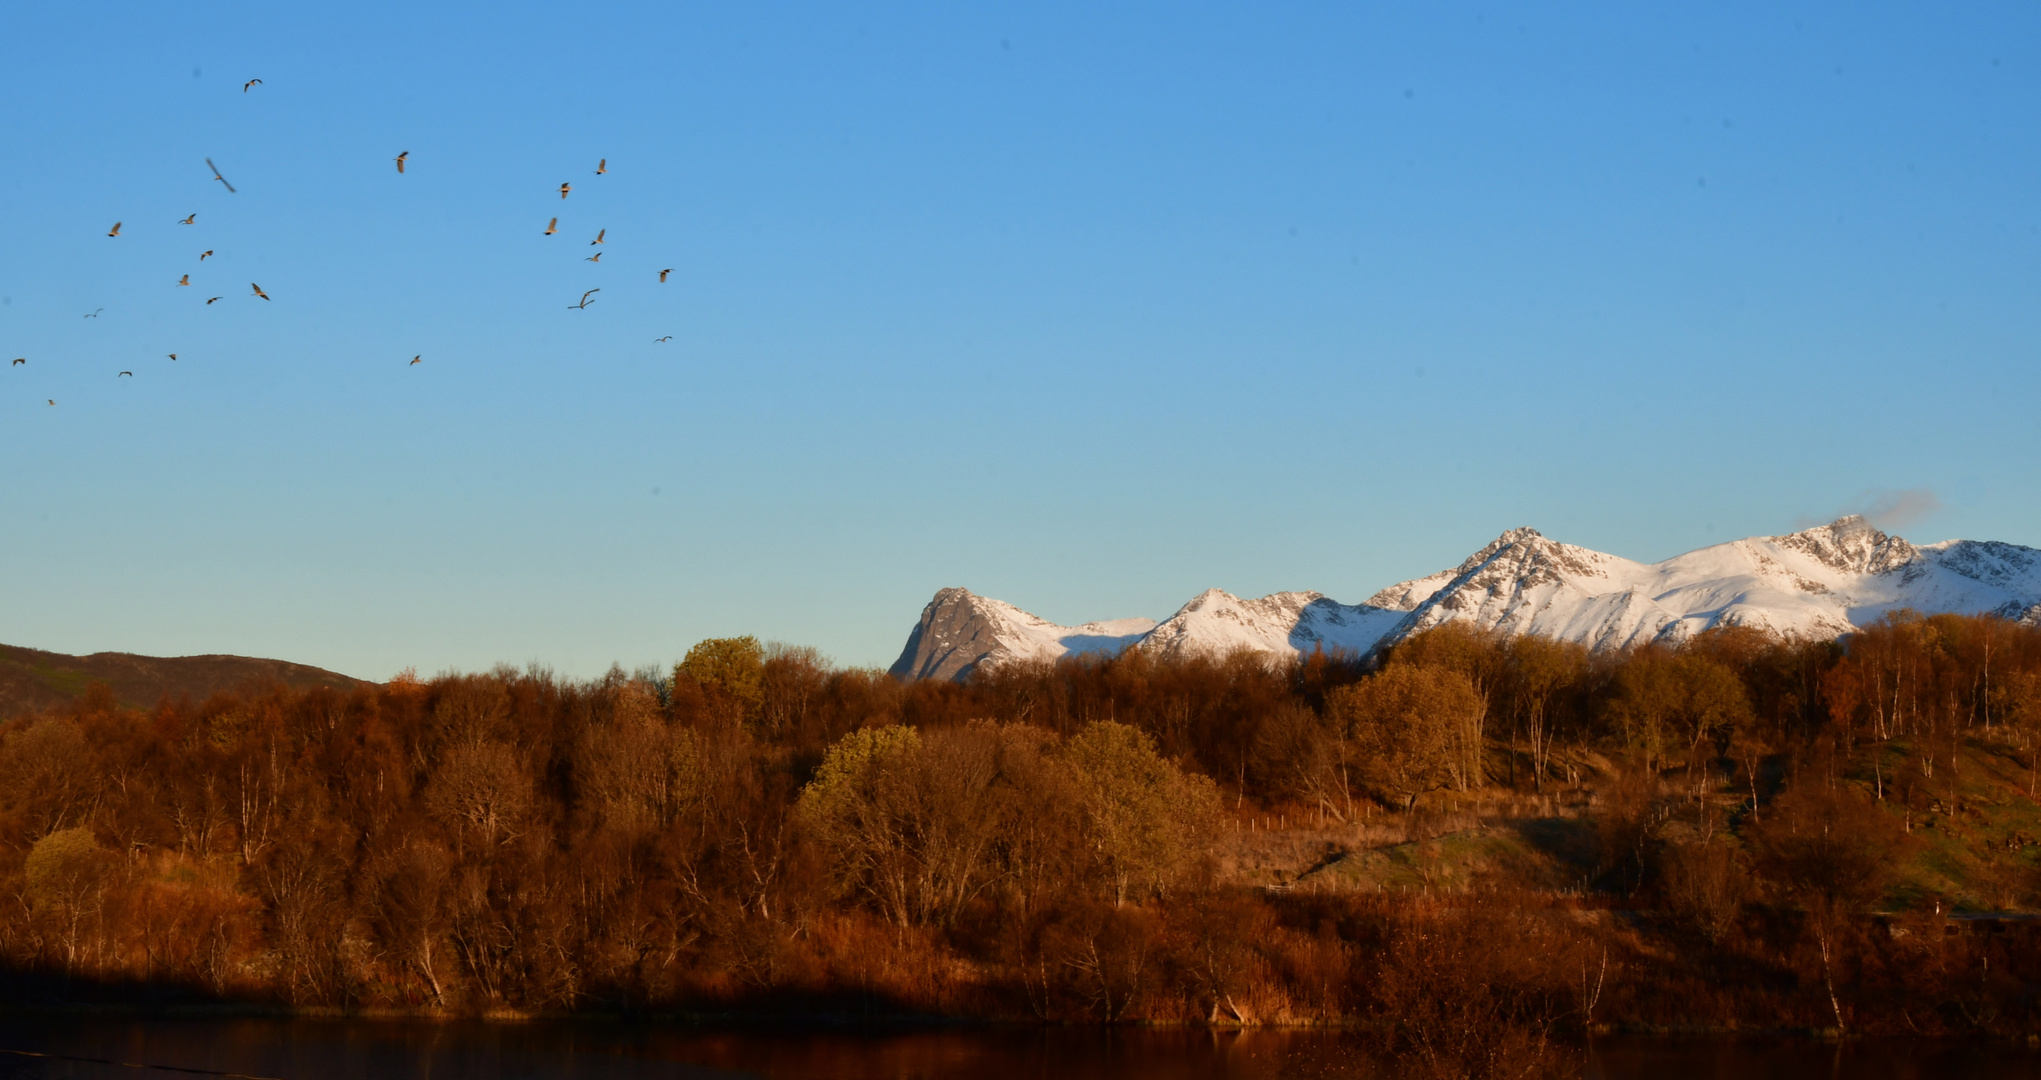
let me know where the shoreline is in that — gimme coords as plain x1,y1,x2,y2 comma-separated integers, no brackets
2,1001,2029,1044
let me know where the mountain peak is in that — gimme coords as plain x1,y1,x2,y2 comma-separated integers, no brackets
1448,527,1548,573
890,522,2041,681
1773,516,1916,576
889,589,1155,682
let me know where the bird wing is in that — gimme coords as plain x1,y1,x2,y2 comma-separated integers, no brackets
109,223,121,236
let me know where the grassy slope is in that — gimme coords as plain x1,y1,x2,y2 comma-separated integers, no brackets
1217,737,2041,913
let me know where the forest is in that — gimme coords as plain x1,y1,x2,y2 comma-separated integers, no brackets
5,612,2041,1077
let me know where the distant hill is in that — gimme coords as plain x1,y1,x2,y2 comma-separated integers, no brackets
0,643,368,719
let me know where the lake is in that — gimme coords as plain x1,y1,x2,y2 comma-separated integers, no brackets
1,1019,2038,1079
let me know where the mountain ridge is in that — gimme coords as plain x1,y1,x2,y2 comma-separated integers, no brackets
889,517,2041,682
0,643,368,719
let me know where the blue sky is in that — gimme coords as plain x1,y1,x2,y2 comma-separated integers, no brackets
2,2,2036,680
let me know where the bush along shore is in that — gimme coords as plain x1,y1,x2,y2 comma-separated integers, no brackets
5,615,2041,1076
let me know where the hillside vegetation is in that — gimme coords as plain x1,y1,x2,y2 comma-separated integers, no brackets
0,643,363,716
3,614,2040,1077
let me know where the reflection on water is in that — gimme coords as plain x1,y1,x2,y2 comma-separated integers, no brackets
1,1019,2039,1080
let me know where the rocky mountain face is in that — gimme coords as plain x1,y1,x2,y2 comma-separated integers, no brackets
889,517,2041,682
887,588,1156,682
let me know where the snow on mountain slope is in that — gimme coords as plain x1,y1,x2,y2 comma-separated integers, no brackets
1138,589,1413,663
1389,517,2041,651
887,588,1156,682
891,576,1447,682
890,518,2041,682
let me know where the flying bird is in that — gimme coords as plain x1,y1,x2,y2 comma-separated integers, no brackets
177,274,190,286
559,182,571,199
658,268,673,282
206,158,236,193
250,282,270,300
395,151,408,173
200,250,213,260
108,222,122,238
118,371,133,377
83,309,102,318
544,217,558,235
47,400,54,406
243,78,262,92
585,252,601,263
205,296,222,304
595,158,607,175
168,354,178,361
591,228,604,245
569,288,599,310
410,356,421,365
11,358,23,366
180,214,197,225
654,336,672,343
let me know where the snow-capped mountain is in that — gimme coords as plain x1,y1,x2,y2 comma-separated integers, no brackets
888,517,2041,681
1136,589,1411,663
887,588,1157,682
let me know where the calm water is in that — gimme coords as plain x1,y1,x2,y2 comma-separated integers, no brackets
0,1019,2038,1080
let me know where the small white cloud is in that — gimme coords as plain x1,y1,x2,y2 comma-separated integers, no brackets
1858,488,1942,531
1792,488,1943,534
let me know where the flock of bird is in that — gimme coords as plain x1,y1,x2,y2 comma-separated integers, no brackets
15,78,676,407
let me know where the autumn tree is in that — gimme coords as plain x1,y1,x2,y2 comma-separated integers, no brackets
0,718,99,843
1499,635,1587,792
1328,665,1482,811
1746,778,1911,1031
796,722,1038,927
576,684,702,834
677,636,766,723
424,740,533,852
1062,721,1218,907
1604,647,1752,792
23,826,114,972
1252,701,1360,820
1388,623,1507,787
365,838,455,1004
